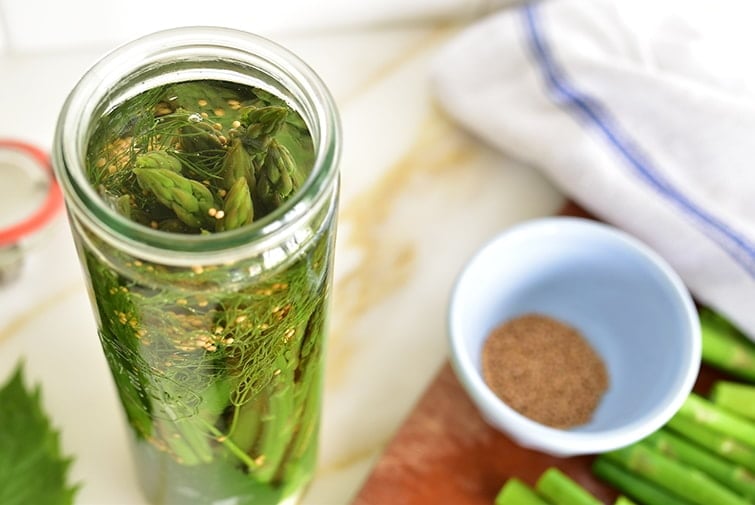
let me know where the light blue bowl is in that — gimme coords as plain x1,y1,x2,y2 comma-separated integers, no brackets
448,217,700,456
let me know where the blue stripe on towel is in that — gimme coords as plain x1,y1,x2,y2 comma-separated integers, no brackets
522,3,755,276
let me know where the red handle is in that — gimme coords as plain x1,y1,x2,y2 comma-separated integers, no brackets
0,139,64,247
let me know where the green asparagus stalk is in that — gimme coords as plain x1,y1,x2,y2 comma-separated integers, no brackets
227,395,264,459
666,414,755,472
699,309,755,382
153,376,232,466
495,478,550,505
156,416,213,466
603,444,749,505
592,457,691,505
253,354,296,483
678,393,755,447
711,381,755,421
534,467,602,505
613,497,638,505
241,106,288,141
280,322,325,487
218,177,253,232
224,300,312,478
255,139,298,210
643,430,755,499
221,138,256,191
134,151,183,172
133,167,216,229
280,374,320,488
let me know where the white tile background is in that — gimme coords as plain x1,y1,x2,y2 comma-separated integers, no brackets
0,9,6,52
0,0,517,54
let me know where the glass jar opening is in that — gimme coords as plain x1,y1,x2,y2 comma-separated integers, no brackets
53,26,340,265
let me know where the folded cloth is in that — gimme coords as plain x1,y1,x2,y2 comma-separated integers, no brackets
431,0,755,340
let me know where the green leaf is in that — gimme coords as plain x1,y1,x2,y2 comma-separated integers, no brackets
0,363,79,505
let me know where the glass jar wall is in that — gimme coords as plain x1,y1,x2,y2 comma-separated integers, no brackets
52,27,340,505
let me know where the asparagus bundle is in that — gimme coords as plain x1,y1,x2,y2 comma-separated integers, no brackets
594,398,755,504
601,444,748,505
677,393,755,447
592,457,690,505
666,414,755,472
589,309,755,505
643,430,755,500
699,308,755,382
496,468,613,505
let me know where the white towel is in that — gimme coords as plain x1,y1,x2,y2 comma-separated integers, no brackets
431,0,755,341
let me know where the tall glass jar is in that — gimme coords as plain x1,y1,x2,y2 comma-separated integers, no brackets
52,27,340,505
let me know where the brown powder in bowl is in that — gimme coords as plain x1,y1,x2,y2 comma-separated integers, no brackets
481,313,609,429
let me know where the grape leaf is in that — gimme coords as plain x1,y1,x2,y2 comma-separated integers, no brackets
0,363,79,505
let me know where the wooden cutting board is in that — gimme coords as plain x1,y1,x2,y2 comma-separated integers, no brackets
351,203,728,505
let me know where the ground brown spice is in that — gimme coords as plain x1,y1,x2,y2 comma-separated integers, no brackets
481,313,609,429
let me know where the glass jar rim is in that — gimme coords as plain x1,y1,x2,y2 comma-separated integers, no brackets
53,26,340,265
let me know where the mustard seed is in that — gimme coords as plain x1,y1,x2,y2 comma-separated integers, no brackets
481,313,609,429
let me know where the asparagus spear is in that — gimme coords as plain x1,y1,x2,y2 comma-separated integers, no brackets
666,414,755,472
711,381,755,421
133,167,216,229
495,478,550,505
603,444,749,505
678,393,755,447
535,467,602,505
218,176,253,231
255,140,299,211
241,105,288,146
613,497,638,505
227,395,264,460
592,457,691,505
699,309,755,382
280,322,325,488
155,416,212,466
644,430,755,499
279,376,321,489
153,375,232,466
221,138,256,191
135,151,183,172
252,355,296,484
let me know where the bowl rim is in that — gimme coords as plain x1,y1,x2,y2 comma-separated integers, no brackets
447,216,701,455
